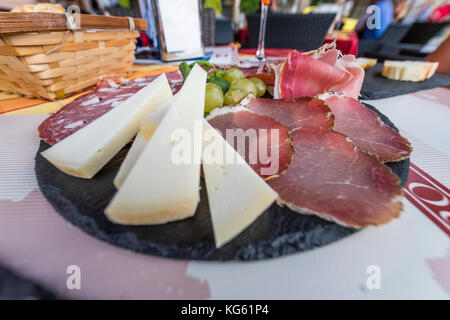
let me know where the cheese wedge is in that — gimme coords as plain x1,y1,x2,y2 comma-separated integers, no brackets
202,120,278,247
113,133,147,189
105,64,206,224
41,74,172,179
140,98,172,140
114,98,174,188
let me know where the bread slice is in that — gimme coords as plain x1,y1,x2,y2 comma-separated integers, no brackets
11,3,65,13
382,60,439,82
356,57,378,69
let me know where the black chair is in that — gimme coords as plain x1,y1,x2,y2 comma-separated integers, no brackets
201,8,216,47
400,22,447,45
359,22,448,61
246,13,336,51
358,23,411,58
215,19,234,45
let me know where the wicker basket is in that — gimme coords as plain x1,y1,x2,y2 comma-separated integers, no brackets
0,13,147,100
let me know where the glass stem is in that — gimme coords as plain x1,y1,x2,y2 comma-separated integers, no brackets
256,3,269,61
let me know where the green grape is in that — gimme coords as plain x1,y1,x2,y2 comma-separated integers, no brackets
224,89,247,105
229,78,258,96
208,77,230,94
223,68,244,84
204,83,224,113
249,78,267,97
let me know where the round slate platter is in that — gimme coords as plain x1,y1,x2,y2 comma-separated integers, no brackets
35,103,410,261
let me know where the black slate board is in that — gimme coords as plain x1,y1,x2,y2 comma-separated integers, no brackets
35,104,410,261
360,63,450,100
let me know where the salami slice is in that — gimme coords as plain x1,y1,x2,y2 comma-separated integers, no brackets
38,71,183,145
206,106,293,177
267,127,403,228
242,96,334,130
319,93,412,162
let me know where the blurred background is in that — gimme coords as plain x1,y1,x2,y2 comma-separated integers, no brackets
2,0,449,70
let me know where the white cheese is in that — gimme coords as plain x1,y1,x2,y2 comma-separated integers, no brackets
114,92,174,188
41,73,172,179
140,98,172,140
105,64,206,225
113,133,147,189
202,120,278,247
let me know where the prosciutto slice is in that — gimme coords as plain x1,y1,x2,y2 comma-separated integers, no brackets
268,127,403,228
319,93,412,162
276,50,350,98
242,96,334,130
206,106,293,177
276,46,364,99
334,55,365,99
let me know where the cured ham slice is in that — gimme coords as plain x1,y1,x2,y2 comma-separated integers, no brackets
309,45,364,97
334,55,365,99
319,93,412,162
276,46,364,99
267,127,403,228
276,50,351,99
310,46,339,65
242,96,334,130
206,106,293,177
38,71,183,144
245,73,275,86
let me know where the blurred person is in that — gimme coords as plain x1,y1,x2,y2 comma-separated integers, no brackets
359,0,394,39
394,0,411,21
427,1,450,22
416,0,438,21
425,34,450,76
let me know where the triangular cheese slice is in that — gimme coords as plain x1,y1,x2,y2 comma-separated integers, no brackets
202,120,278,247
41,73,172,178
105,64,206,224
114,88,175,188
113,132,147,189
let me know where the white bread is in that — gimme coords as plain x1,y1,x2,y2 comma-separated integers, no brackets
382,60,439,82
356,57,378,69
11,3,65,13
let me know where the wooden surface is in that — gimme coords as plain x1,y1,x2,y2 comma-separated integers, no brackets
0,13,147,34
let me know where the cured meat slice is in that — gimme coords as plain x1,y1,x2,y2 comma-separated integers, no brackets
267,127,403,228
334,55,364,99
245,73,275,86
223,64,273,76
276,50,351,99
242,96,334,130
38,71,183,145
310,46,339,65
319,93,412,162
206,106,293,177
221,65,276,85
276,46,364,99
308,45,364,97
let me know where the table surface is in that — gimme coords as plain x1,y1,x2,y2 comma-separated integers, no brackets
0,50,449,299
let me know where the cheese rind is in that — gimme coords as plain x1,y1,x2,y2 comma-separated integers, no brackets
202,120,278,247
105,64,207,224
41,74,172,179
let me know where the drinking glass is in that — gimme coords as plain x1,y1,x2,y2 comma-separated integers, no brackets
255,0,271,61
